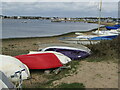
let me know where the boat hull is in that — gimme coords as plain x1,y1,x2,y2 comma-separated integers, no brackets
106,24,120,30
106,26,119,30
61,34,118,45
15,53,63,69
61,38,100,45
0,71,15,89
0,55,30,82
28,51,71,64
41,46,91,60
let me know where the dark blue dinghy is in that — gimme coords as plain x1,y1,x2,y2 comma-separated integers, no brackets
40,46,91,60
106,24,120,30
114,24,120,27
89,34,118,40
106,26,119,30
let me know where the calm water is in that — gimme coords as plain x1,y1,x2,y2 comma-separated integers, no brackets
2,19,99,39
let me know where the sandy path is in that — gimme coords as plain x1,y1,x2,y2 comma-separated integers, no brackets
53,61,118,88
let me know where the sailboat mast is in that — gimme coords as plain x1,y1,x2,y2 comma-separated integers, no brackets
98,0,102,32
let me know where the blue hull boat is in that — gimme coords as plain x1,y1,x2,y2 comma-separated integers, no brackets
106,24,120,30
89,34,118,40
106,26,119,30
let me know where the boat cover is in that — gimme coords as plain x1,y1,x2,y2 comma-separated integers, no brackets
41,46,90,60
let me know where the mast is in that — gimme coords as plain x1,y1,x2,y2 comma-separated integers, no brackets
98,0,102,33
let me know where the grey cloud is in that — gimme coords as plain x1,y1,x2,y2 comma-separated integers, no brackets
2,2,118,17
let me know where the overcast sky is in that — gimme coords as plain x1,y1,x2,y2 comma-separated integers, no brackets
1,0,119,17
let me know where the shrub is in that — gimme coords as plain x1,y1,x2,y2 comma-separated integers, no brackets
87,35,120,61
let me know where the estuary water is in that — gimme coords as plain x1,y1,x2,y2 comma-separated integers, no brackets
2,19,99,39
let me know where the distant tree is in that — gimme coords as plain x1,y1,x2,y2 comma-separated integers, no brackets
4,16,8,18
64,18,67,20
46,17,50,20
13,16,17,19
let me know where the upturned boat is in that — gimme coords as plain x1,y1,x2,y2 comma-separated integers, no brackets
40,46,91,60
15,51,71,69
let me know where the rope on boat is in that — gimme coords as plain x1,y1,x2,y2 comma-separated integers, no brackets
11,69,25,89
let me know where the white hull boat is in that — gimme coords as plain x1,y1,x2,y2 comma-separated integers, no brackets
92,30,120,35
61,39,100,45
61,31,118,45
0,71,15,89
61,36,100,45
0,55,30,82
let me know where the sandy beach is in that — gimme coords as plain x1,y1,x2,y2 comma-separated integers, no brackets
1,27,119,88
2,32,76,56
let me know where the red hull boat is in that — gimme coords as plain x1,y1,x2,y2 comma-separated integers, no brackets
15,53,63,69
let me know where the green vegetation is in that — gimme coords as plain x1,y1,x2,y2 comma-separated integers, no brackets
86,35,120,62
56,83,85,89
44,61,80,88
23,61,80,88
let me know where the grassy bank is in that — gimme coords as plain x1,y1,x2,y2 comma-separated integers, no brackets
86,35,120,62
22,60,80,88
